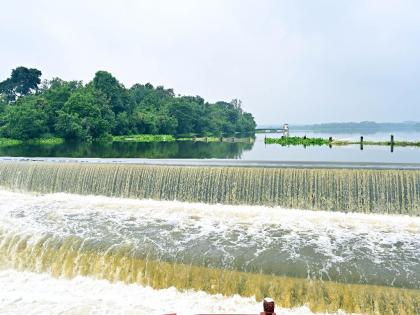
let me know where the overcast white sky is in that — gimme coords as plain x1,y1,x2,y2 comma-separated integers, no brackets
1,0,420,125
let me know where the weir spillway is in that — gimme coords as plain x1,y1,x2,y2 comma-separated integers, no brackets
0,160,419,314
0,161,419,215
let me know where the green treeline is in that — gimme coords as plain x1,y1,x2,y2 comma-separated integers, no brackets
0,67,256,141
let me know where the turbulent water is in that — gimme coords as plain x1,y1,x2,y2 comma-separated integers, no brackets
0,190,419,314
1,190,419,288
0,269,342,315
0,161,419,215
0,161,419,314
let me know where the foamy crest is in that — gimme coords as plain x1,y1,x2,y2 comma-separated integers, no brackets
0,269,349,315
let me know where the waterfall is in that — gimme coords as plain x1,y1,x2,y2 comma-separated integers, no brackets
0,161,419,215
1,161,419,314
1,227,419,314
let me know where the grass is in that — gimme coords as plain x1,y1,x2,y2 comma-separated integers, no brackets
0,138,22,146
112,134,176,142
0,137,64,147
265,136,420,147
265,136,330,146
26,137,64,145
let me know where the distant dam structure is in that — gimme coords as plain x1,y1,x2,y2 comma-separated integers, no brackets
0,161,419,215
256,123,289,134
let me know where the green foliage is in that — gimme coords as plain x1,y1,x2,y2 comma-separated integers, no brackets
265,136,330,146
0,137,63,147
26,137,64,145
0,67,42,102
114,112,133,136
166,97,198,134
0,96,48,140
265,136,420,147
0,67,256,141
40,78,83,131
55,87,115,140
0,138,22,146
93,71,131,114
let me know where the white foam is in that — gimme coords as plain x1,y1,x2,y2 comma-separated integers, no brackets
1,189,418,231
0,269,349,315
0,189,419,288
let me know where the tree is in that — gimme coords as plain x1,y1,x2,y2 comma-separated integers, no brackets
166,98,196,134
114,112,132,136
55,87,115,140
0,67,257,140
0,96,48,140
41,78,83,132
0,95,6,114
0,67,42,102
129,83,152,105
237,112,256,132
156,114,178,134
92,71,131,114
131,110,159,134
55,111,87,140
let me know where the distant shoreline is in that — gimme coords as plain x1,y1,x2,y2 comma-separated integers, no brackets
258,121,420,133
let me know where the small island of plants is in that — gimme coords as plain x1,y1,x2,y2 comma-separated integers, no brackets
265,136,420,147
265,136,330,146
0,67,256,144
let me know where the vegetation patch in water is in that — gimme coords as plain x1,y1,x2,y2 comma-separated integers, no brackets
265,136,420,147
0,137,64,147
0,138,22,146
265,136,329,146
113,134,176,142
25,137,64,145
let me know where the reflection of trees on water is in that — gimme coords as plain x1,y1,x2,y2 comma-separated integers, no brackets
0,141,255,159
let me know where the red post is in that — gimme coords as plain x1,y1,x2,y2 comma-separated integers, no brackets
260,297,276,315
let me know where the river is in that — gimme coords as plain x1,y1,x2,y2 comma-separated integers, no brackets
1,131,420,163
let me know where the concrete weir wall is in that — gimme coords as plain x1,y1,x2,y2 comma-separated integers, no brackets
0,161,419,215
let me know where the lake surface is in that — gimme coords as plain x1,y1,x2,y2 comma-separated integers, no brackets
1,131,420,163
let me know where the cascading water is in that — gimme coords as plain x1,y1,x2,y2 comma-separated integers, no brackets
0,161,419,215
0,161,419,314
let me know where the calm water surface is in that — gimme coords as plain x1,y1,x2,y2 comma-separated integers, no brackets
1,131,419,163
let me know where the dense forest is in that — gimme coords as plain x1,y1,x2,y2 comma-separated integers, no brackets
0,67,256,141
